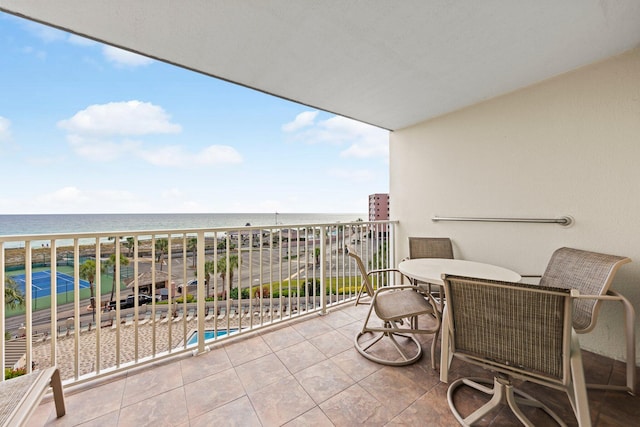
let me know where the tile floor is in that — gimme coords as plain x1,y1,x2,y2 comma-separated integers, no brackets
32,303,639,426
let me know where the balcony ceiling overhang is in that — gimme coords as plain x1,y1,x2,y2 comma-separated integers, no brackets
1,1,640,131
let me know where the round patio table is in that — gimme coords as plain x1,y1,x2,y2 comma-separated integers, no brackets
398,258,521,286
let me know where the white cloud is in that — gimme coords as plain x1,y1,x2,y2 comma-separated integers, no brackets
21,45,47,60
283,113,389,159
137,144,242,167
161,188,185,199
58,100,182,136
328,168,376,183
58,101,243,167
102,45,153,67
0,116,11,142
39,186,88,205
66,135,142,162
282,111,318,132
67,34,97,47
197,145,243,165
24,21,67,43
28,186,147,214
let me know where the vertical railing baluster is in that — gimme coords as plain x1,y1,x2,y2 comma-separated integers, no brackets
24,242,32,374
95,239,102,373
49,240,57,369
320,225,327,314
114,236,122,368
73,239,80,379
196,230,205,354
0,242,4,380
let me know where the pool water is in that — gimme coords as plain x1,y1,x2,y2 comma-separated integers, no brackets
186,329,238,345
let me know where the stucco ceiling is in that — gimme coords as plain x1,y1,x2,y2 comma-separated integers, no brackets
2,1,640,131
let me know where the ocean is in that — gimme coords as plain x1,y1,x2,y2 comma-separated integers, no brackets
0,213,365,247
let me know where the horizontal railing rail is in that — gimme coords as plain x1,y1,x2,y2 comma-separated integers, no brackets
1,220,397,387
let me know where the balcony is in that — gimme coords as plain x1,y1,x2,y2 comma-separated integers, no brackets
26,303,638,426
1,220,638,425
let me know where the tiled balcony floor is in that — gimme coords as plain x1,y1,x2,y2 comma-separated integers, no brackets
33,303,639,426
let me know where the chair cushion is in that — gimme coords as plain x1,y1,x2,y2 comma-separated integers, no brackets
375,289,432,320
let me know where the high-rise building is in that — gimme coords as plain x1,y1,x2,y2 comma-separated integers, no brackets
369,193,389,221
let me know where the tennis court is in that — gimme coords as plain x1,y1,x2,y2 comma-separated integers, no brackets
10,270,91,298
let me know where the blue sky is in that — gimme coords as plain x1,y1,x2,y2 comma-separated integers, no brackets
0,13,389,215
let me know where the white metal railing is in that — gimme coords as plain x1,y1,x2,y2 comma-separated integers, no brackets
1,220,396,386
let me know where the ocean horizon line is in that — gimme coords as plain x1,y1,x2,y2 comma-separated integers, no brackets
0,213,367,248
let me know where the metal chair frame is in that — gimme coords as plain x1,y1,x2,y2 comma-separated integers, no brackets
349,248,441,367
532,247,635,394
440,275,591,427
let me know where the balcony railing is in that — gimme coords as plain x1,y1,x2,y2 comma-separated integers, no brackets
1,220,396,386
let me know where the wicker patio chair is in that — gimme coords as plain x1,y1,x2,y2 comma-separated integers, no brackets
537,247,634,394
407,237,454,311
440,275,591,427
348,248,441,367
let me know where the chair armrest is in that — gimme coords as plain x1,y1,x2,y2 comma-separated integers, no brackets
367,267,402,275
573,289,636,393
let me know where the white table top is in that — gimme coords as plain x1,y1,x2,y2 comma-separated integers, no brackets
397,258,521,286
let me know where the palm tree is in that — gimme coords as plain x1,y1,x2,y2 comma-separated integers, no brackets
187,237,197,268
124,237,135,257
217,254,238,297
79,259,106,315
107,235,121,255
4,276,25,309
155,238,168,271
204,259,216,299
105,254,130,303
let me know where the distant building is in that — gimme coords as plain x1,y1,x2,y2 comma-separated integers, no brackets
369,193,389,221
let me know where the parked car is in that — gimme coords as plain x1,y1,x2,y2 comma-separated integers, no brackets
177,279,197,294
108,294,153,310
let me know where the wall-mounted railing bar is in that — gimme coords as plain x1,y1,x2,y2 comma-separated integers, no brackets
432,216,573,226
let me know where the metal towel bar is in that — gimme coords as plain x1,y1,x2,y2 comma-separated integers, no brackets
432,216,573,226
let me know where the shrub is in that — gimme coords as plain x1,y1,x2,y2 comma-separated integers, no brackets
175,294,195,303
4,367,26,380
229,288,251,299
336,285,360,294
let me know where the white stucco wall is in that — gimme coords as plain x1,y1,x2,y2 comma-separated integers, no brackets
390,48,640,363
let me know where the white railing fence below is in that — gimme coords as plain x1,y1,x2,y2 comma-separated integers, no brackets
1,220,396,386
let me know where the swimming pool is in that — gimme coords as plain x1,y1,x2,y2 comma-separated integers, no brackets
186,329,239,346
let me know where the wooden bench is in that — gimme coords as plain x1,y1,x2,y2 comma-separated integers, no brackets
0,367,65,426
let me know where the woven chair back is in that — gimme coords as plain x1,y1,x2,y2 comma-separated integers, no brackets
539,247,630,332
408,237,453,260
444,275,572,383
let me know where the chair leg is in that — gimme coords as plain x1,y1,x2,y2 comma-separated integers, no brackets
430,324,440,370
355,282,370,306
622,295,636,395
440,308,452,383
50,368,66,418
569,332,592,427
448,376,569,427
